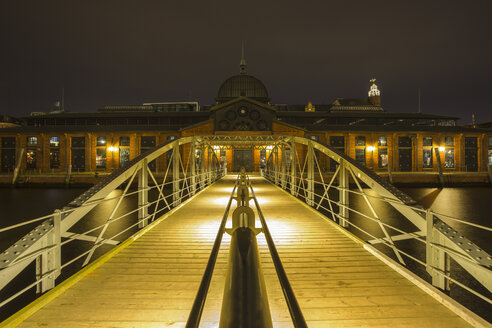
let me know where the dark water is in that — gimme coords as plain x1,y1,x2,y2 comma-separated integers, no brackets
0,185,491,322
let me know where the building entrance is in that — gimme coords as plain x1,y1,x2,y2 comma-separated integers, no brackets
233,149,253,172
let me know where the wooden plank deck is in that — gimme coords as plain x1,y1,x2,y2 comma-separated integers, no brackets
14,175,471,328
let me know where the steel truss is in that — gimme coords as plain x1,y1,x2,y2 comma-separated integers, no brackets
0,136,224,304
262,135,492,300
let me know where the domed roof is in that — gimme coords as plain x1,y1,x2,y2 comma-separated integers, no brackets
216,74,269,103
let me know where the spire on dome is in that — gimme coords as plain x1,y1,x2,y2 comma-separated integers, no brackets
239,41,247,75
368,78,380,97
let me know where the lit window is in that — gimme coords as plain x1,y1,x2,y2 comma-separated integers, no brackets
96,148,106,169
445,136,454,147
119,136,130,147
355,136,366,146
27,136,37,146
50,137,60,147
119,148,130,167
355,148,365,165
378,148,388,168
26,150,36,169
423,137,433,147
378,136,387,147
445,149,454,168
423,149,433,168
96,136,106,147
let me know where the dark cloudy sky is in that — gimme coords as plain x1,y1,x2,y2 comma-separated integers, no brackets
0,0,490,123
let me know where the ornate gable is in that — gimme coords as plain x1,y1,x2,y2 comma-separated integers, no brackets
211,98,276,132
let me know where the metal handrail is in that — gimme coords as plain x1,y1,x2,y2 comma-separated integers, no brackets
247,176,308,328
186,176,239,328
262,136,492,309
274,170,492,232
0,137,225,316
0,170,215,234
219,172,273,327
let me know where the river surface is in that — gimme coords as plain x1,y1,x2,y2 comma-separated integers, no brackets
0,184,491,322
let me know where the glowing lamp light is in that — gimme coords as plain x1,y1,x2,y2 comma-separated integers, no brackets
367,146,376,152
107,146,117,152
213,145,220,151
439,146,445,152
266,145,273,150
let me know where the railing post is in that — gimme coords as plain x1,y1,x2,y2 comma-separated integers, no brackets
207,148,212,186
338,160,349,227
426,210,450,291
307,141,314,206
190,139,196,196
200,147,205,190
281,146,287,189
138,158,149,228
36,210,61,294
290,142,297,196
173,142,181,207
274,147,279,185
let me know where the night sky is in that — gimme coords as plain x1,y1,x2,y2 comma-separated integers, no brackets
1,0,490,123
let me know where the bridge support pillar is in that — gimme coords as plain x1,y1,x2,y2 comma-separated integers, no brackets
173,142,181,207
36,210,61,293
426,211,450,291
338,160,349,227
307,141,314,206
138,159,149,228
290,142,297,196
190,139,196,196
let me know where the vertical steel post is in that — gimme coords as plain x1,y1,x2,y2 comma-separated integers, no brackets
281,146,287,189
138,158,149,228
36,210,61,293
426,210,450,291
307,141,314,206
207,148,212,185
190,139,196,196
338,160,349,227
290,142,297,196
173,142,181,207
200,147,205,190
274,148,279,185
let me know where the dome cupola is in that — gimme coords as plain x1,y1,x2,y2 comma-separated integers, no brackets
216,45,270,104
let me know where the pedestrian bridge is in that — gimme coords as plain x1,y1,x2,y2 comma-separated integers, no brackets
0,136,491,327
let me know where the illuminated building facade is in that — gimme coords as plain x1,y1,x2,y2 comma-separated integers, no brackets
0,57,491,183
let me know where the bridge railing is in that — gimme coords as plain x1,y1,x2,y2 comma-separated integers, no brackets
0,136,225,315
263,136,492,309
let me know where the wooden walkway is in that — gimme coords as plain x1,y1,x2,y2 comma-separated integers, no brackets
13,175,472,328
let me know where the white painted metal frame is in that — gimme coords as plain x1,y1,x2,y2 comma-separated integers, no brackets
0,136,225,309
264,135,492,300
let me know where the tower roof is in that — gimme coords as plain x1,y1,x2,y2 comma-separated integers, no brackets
216,74,269,104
